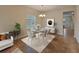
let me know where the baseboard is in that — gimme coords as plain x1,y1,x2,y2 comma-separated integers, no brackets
17,34,27,39
57,32,64,36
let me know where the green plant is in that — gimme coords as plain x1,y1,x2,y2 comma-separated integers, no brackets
15,23,21,31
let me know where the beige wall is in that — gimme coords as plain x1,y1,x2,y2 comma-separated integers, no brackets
74,6,79,43
42,6,76,35
0,6,39,38
0,6,18,33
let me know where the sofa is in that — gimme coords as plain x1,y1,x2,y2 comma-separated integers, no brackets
0,32,14,51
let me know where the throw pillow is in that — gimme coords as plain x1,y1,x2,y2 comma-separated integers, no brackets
0,34,7,41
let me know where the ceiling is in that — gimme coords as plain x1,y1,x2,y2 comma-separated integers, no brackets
28,5,62,11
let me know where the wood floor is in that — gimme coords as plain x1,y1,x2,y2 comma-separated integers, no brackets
0,29,79,53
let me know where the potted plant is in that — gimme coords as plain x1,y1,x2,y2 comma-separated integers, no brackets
14,23,21,35
15,23,21,31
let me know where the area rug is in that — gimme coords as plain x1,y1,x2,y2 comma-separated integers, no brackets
21,34,55,53
12,48,23,53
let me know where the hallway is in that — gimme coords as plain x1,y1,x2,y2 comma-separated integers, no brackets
63,28,78,52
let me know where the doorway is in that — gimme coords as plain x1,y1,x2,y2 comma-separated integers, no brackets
63,11,74,37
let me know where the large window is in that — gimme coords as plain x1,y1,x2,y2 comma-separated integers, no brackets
26,16,36,30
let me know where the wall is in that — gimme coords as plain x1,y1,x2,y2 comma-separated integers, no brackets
74,6,79,43
44,6,76,35
0,6,18,33
0,6,39,38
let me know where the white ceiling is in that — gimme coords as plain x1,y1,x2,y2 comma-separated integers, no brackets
28,5,62,11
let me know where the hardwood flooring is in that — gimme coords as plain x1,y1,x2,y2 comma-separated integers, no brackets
0,29,79,53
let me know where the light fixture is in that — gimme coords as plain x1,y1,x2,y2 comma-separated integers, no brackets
38,14,46,17
38,5,46,17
